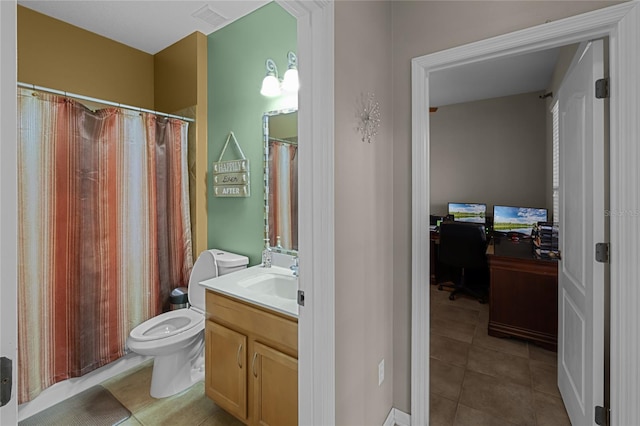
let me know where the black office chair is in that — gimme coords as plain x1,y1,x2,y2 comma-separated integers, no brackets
437,221,489,303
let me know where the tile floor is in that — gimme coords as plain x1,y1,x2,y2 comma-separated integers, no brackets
103,285,569,426
102,361,243,426
429,284,571,426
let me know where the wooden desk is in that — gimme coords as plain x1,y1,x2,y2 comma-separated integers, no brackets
486,237,559,351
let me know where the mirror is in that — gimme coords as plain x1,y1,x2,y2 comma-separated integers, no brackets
263,108,298,253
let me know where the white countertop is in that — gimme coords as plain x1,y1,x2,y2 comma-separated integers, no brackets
199,265,299,318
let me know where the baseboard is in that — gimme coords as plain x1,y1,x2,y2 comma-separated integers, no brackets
18,353,151,421
383,407,411,426
394,408,411,426
383,408,395,426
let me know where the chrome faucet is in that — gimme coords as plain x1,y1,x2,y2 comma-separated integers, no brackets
290,256,299,277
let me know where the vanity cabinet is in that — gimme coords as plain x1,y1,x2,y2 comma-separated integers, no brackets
205,290,298,426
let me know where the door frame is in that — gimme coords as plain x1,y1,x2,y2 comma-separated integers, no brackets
1,1,335,424
0,1,18,424
277,1,336,425
411,2,640,425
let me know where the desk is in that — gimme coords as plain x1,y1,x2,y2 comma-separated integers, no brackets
486,236,559,351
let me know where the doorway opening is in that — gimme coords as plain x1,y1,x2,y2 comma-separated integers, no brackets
410,3,640,425
427,46,575,425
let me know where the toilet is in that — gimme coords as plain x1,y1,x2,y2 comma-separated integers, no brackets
127,249,248,398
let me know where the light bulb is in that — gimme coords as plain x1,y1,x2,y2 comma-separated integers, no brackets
260,75,281,97
282,68,299,92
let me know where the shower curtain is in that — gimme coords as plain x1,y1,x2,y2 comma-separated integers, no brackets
17,88,193,403
268,140,298,250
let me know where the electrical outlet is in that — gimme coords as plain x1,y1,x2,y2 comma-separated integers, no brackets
378,359,385,386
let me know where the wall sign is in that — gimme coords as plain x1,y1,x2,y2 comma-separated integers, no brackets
213,132,250,197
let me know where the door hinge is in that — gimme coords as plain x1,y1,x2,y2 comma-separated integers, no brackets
595,242,609,263
595,78,609,99
0,357,12,407
595,405,610,426
297,290,305,306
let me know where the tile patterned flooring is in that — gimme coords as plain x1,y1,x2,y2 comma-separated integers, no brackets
102,361,242,426
102,285,569,426
429,284,571,426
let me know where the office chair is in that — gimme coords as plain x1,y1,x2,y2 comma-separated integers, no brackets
437,221,489,303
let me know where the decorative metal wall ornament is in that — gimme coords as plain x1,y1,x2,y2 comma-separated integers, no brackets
356,92,381,143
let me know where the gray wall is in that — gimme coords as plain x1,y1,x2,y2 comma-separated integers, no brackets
334,1,394,424
430,92,548,217
389,0,619,413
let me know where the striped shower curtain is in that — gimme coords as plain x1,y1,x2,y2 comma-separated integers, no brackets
17,88,193,403
268,140,298,250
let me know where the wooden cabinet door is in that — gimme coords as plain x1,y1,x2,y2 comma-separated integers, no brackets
251,341,298,426
205,321,248,421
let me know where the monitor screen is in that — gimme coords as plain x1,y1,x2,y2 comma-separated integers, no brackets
493,205,548,235
447,202,487,224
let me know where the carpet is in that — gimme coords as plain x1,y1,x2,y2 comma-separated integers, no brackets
20,385,131,426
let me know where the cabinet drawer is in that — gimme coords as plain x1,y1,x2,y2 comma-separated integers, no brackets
207,291,298,357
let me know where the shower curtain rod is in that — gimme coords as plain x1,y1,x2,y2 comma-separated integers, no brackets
17,82,195,123
269,136,298,145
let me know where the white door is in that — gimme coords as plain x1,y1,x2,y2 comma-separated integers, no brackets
557,39,606,426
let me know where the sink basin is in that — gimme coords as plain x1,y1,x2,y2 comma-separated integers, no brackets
237,273,298,301
199,265,299,317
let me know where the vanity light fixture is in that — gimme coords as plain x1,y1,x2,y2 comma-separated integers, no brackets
260,59,281,97
281,51,299,92
260,51,299,97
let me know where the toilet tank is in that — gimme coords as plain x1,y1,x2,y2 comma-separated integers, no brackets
213,249,249,276
187,249,248,312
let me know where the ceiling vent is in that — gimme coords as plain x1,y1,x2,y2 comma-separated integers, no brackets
191,5,228,27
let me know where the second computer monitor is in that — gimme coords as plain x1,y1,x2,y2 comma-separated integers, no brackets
447,202,487,225
493,205,548,235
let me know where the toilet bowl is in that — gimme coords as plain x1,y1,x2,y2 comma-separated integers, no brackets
127,249,248,398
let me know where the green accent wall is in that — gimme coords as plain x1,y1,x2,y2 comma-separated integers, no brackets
208,3,296,266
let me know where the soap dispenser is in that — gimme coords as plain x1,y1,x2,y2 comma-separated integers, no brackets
262,238,272,268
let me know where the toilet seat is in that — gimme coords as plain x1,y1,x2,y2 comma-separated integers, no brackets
129,308,203,343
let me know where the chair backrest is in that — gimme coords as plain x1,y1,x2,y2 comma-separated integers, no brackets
438,221,487,269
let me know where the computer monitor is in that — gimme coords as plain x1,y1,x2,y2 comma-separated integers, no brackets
447,202,487,224
493,205,548,235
